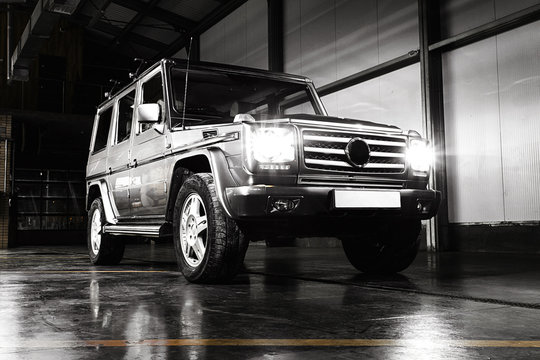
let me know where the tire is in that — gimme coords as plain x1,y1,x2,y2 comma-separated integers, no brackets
173,173,248,283
87,198,125,265
341,220,421,274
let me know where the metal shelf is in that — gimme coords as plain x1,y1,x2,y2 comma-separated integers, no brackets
15,169,87,232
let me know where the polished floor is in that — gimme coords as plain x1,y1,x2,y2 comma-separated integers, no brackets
1,242,540,359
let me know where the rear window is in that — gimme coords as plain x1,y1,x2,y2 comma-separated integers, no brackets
94,107,112,152
117,90,135,143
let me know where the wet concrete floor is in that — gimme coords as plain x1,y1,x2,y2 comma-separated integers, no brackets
1,242,540,359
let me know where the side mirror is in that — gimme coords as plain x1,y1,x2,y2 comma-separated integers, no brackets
137,103,160,123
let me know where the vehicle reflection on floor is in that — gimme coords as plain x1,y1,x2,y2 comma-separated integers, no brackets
1,243,540,359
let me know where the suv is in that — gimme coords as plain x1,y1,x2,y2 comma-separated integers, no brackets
86,59,440,283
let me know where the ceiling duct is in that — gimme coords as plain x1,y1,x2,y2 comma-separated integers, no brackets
9,0,81,81
47,0,81,15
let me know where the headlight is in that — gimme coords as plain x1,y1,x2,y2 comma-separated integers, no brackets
244,125,296,172
407,138,432,174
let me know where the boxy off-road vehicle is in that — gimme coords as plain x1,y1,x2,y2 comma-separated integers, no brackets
86,59,440,283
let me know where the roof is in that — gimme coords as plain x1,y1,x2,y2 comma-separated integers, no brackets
97,58,313,108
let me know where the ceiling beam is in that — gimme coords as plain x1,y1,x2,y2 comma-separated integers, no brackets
87,0,113,27
71,14,167,50
108,0,162,48
155,0,248,59
111,0,197,31
71,0,89,16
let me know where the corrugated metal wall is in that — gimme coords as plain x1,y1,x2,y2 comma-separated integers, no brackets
443,20,540,223
200,0,268,69
284,0,421,133
441,0,540,38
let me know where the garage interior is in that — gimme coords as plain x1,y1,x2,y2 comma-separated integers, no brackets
1,0,540,358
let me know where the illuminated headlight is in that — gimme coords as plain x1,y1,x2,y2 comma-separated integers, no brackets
407,138,432,174
244,125,296,171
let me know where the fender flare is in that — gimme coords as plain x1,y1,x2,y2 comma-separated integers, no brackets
169,148,238,219
207,148,238,219
88,180,118,224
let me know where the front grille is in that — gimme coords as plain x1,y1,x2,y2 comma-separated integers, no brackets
298,177,404,188
302,130,407,174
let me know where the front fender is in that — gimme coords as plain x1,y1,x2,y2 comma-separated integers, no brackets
207,148,239,219
167,148,239,220
88,180,118,224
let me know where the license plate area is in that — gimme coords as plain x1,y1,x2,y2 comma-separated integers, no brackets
332,190,401,209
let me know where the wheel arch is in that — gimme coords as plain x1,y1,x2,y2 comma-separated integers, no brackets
166,149,237,222
86,180,117,224
87,184,101,211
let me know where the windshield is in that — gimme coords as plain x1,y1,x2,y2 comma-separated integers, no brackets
170,67,320,128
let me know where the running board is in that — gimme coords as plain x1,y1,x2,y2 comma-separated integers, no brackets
103,224,161,237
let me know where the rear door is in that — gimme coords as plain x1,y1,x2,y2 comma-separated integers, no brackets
106,87,136,218
87,104,113,198
129,67,170,218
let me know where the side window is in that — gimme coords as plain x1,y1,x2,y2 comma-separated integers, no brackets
117,90,135,143
94,107,113,152
140,73,163,132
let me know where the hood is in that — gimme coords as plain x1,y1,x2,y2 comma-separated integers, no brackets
250,114,404,134
287,114,403,133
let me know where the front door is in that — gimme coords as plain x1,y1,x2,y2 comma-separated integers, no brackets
129,69,170,218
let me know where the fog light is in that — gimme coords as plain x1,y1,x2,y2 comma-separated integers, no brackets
417,200,432,214
271,198,300,212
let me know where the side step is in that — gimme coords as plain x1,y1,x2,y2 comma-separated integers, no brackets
103,223,172,238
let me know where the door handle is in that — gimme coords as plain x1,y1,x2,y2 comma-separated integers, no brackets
132,159,138,168
108,167,112,175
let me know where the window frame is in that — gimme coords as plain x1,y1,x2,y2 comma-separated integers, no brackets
138,70,165,135
92,104,114,154
114,87,137,145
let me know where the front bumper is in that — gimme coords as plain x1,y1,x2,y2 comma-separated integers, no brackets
224,185,440,220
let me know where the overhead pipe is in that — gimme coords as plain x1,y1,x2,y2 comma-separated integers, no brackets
6,4,12,83
9,0,81,81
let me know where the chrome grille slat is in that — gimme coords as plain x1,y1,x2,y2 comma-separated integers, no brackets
370,151,405,158
302,129,407,174
303,146,345,155
298,177,404,189
303,134,406,147
305,159,405,169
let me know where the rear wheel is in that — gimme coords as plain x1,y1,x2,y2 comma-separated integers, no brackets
341,220,421,274
173,173,248,283
87,198,125,265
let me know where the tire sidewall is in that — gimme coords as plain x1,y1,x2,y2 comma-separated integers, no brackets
173,175,216,281
87,198,105,264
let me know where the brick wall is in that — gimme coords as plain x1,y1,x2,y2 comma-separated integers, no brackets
0,114,12,249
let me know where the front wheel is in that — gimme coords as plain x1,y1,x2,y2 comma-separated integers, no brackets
87,198,125,265
173,173,248,283
341,220,421,274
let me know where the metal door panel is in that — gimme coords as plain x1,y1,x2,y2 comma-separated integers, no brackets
106,140,131,217
129,132,169,217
